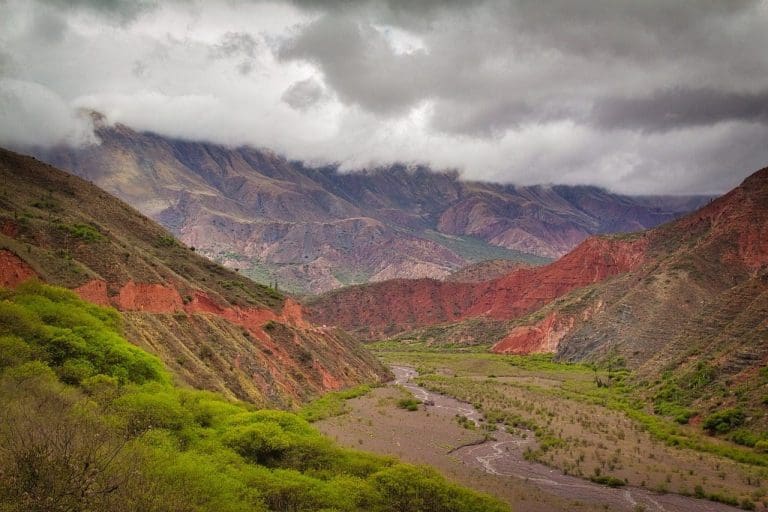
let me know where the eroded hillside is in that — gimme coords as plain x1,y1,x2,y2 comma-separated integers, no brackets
0,148,387,407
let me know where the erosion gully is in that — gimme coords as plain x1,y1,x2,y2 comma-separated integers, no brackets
391,365,740,512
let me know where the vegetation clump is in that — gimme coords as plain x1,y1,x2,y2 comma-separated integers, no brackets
703,408,746,434
0,282,507,512
60,222,104,242
397,398,421,411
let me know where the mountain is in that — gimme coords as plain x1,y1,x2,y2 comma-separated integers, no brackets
0,147,387,407
307,235,647,340
495,166,767,365
492,166,768,432
310,166,767,357
31,117,708,294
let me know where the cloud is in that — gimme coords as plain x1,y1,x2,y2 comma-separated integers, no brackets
0,0,766,194
0,78,97,147
278,15,427,114
592,88,768,132
37,0,158,24
282,77,327,111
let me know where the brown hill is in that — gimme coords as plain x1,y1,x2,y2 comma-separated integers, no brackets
494,166,768,431
30,118,707,293
0,147,387,407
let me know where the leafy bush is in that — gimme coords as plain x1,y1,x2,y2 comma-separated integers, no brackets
589,475,626,487
397,398,421,411
731,429,760,448
703,408,746,434
61,223,103,242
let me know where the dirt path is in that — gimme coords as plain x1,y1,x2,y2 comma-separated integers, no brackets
392,365,740,512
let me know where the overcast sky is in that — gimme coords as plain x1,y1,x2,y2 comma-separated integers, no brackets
1,0,767,194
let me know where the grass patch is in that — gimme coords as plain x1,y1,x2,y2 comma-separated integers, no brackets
300,385,373,422
60,223,103,243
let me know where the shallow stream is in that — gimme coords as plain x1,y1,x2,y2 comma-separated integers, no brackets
392,365,740,512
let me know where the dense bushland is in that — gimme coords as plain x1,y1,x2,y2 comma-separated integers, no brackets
0,282,508,512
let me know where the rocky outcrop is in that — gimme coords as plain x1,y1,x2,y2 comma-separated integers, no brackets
0,249,35,288
492,313,574,354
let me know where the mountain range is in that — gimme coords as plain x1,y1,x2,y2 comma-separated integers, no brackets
310,164,768,426
31,116,709,294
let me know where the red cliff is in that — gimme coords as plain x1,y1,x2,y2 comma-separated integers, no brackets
309,235,647,339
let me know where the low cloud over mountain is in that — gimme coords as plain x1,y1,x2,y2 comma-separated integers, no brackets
1,0,767,194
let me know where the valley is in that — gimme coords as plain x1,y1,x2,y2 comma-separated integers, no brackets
2,2,766,512
317,350,763,511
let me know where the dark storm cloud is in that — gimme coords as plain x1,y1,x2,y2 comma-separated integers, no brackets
593,88,768,132
1,0,767,194
279,0,768,136
278,15,426,114
37,0,158,23
282,78,326,111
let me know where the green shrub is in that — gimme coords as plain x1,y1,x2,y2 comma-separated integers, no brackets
731,429,760,448
703,408,746,434
62,223,103,242
589,475,626,487
113,385,193,435
397,398,421,411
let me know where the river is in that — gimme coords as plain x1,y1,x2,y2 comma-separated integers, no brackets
392,365,741,512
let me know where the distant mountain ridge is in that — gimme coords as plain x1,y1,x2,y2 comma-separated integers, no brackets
31,119,709,294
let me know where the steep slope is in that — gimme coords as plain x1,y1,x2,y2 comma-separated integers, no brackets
32,118,707,293
493,166,768,433
308,235,648,340
0,147,387,407
493,166,768,362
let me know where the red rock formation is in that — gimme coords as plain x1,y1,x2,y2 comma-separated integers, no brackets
0,249,35,288
115,281,185,312
72,277,314,336
492,313,574,354
309,235,648,338
73,279,110,306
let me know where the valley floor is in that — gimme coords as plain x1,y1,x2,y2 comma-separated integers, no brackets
317,351,766,511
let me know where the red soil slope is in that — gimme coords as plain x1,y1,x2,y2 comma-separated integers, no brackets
309,235,648,339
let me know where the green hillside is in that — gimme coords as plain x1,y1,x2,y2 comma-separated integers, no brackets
0,281,507,512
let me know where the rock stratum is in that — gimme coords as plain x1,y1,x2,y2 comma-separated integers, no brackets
31,117,708,293
0,148,388,407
